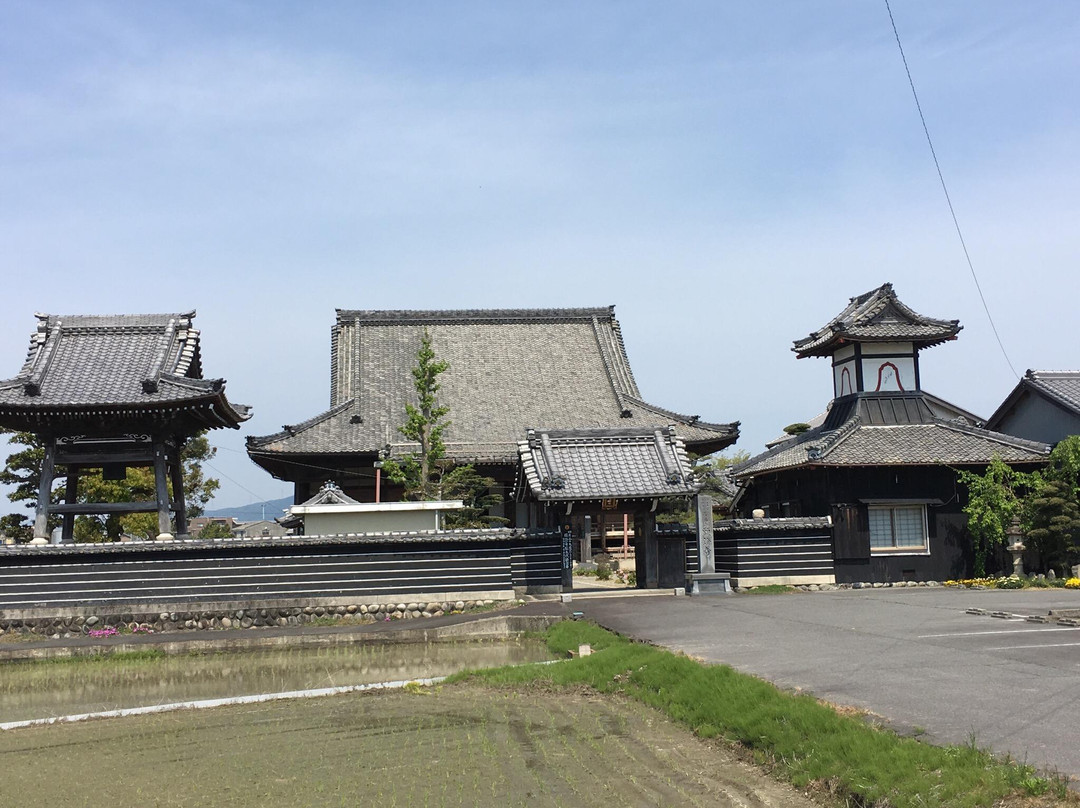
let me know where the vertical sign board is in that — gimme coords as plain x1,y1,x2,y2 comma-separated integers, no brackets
696,495,715,574
562,525,574,589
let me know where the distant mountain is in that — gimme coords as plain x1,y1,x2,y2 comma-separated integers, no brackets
203,496,293,522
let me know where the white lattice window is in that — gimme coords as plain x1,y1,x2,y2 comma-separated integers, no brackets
868,504,928,553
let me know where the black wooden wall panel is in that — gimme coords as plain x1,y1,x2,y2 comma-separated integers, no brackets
0,536,565,608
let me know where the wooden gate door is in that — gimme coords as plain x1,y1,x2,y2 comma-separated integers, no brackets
657,536,686,588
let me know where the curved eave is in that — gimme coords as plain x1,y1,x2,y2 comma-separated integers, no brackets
0,393,251,434
246,449,378,483
531,483,701,502
245,399,355,450
793,333,959,359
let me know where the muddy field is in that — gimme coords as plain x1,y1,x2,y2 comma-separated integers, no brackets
0,683,816,807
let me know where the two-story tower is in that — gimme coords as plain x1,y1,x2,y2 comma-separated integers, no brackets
793,282,961,399
732,283,1050,584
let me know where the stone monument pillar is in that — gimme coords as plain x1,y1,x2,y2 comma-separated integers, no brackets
696,494,715,574
689,494,731,595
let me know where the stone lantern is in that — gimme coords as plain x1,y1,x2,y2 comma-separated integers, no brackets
1006,516,1025,577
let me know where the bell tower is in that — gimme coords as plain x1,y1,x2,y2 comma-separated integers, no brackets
793,283,961,401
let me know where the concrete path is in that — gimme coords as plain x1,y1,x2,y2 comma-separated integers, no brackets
578,587,1080,780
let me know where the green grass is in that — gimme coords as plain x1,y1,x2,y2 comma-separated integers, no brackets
456,621,1073,808
744,584,800,594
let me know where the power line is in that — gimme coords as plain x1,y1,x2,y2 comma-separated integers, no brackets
202,460,275,505
883,0,1019,380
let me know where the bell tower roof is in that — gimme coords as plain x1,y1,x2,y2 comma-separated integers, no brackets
793,283,961,359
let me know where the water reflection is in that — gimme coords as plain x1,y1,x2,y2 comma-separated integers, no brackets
0,641,554,723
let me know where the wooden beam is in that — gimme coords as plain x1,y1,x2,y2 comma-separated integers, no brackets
50,501,164,515
55,451,156,466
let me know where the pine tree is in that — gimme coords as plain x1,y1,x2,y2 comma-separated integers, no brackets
381,329,451,501
380,331,506,525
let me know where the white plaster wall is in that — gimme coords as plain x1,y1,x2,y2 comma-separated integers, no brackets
832,344,857,361
860,341,914,356
861,356,916,392
306,509,440,534
833,362,856,397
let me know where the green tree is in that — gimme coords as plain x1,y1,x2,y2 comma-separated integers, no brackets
656,449,750,523
0,430,59,540
380,331,506,524
0,429,220,542
1021,436,1080,574
694,449,750,502
0,513,32,543
957,457,1038,577
197,520,235,539
381,330,451,501
1022,477,1080,574
440,465,508,529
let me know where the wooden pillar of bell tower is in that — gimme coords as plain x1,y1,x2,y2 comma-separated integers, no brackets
153,440,174,541
30,437,56,545
169,442,189,538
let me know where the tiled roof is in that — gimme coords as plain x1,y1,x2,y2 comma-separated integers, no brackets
0,527,556,554
733,393,1049,478
248,307,738,465
989,370,1080,428
1029,371,1080,413
517,426,701,501
0,312,250,430
715,516,832,532
793,283,961,358
300,480,361,506
765,391,984,450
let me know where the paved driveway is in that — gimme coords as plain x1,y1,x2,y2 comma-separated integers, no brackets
578,587,1080,779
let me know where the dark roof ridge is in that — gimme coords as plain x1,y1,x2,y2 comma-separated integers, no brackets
526,425,680,441
1027,369,1080,377
1026,370,1080,412
247,399,356,448
39,311,196,329
987,369,1080,430
335,306,615,326
157,374,221,394
730,422,832,477
715,516,832,531
808,415,862,461
621,393,739,435
932,418,1051,454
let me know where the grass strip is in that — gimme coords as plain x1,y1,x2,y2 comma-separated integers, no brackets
455,621,1073,808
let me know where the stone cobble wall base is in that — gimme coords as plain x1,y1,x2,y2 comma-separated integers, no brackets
0,599,500,641
735,581,944,593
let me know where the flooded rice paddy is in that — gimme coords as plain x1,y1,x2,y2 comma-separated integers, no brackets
0,684,818,808
0,640,554,723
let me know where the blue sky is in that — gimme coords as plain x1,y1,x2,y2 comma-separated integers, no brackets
2,2,1078,512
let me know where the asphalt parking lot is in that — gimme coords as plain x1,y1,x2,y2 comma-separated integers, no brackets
578,587,1080,780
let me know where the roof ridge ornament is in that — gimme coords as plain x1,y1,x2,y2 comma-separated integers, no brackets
653,428,683,484
23,319,62,396
142,317,178,394
539,432,566,489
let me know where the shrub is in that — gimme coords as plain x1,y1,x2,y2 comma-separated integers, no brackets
996,576,1026,589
